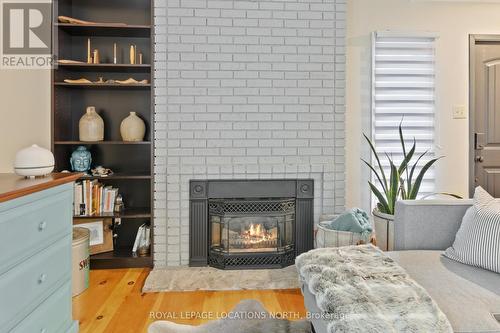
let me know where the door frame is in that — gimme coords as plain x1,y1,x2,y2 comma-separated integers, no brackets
469,34,500,197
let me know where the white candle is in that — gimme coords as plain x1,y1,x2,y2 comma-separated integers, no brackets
87,38,92,63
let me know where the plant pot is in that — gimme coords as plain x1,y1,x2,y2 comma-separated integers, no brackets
372,209,394,251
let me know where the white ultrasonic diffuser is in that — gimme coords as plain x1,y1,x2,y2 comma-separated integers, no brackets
14,144,55,178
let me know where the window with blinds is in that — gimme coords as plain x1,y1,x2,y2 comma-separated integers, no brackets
371,32,437,197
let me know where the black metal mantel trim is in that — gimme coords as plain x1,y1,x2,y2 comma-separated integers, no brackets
189,179,314,267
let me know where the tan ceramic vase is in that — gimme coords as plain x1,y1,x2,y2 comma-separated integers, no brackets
120,112,145,142
79,106,104,141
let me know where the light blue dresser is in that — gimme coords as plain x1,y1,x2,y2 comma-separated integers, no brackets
0,173,81,333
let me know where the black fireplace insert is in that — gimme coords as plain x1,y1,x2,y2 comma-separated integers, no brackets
189,179,314,269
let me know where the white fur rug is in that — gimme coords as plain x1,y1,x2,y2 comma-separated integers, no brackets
143,265,299,292
296,245,453,333
148,299,311,333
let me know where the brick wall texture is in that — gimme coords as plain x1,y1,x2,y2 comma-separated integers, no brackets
153,0,346,267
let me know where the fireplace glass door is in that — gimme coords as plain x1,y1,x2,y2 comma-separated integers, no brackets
209,199,295,255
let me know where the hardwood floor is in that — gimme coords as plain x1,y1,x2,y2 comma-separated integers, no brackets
72,268,307,333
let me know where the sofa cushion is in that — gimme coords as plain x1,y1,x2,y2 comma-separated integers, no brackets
388,251,500,333
445,187,500,273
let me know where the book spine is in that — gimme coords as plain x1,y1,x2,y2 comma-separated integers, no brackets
90,181,95,216
79,184,85,216
98,184,102,215
83,180,88,216
87,180,91,216
96,185,100,215
79,183,85,216
78,183,83,216
81,181,85,215
74,183,79,215
107,189,111,213
100,186,104,215
109,189,117,213
103,188,108,213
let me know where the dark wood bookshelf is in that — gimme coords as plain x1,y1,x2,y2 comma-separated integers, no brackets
52,0,154,269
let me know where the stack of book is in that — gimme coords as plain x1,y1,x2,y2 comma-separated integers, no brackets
74,180,119,216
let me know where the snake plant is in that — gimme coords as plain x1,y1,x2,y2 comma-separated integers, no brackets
362,121,454,215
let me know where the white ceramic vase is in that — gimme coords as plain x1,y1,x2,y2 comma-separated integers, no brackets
120,112,145,142
79,106,104,141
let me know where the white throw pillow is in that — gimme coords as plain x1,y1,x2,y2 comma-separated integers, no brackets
444,187,500,273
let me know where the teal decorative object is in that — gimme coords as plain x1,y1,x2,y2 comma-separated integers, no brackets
320,208,373,240
70,146,92,172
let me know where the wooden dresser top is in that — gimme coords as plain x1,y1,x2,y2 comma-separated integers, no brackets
0,173,82,203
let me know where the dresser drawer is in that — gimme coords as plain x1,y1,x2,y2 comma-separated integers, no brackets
0,236,71,331
10,281,74,333
0,187,72,273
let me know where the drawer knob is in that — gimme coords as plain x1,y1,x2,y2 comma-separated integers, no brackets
38,221,47,231
38,273,47,284
40,329,47,333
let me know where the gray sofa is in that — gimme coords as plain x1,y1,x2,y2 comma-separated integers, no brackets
301,200,500,333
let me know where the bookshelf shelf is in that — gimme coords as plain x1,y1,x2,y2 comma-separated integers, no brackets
78,173,152,180
54,141,151,145
52,0,154,269
57,63,151,73
74,207,151,219
54,83,151,89
90,248,152,269
56,23,151,37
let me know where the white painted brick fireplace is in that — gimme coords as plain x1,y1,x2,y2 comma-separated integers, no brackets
153,0,346,267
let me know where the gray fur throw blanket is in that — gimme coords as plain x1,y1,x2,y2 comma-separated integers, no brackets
296,245,453,333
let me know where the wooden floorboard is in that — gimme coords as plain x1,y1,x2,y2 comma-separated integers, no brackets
73,268,307,333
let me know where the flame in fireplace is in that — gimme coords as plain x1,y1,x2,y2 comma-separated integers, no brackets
249,223,262,237
244,223,273,244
